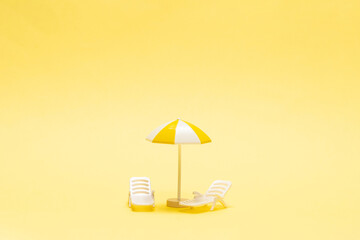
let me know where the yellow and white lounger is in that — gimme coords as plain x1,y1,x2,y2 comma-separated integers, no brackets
180,180,232,211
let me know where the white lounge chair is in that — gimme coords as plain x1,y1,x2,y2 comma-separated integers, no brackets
180,180,232,211
128,177,155,208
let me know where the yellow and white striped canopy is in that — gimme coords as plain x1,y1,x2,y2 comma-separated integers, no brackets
146,119,211,144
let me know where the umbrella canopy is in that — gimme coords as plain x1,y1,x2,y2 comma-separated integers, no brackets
146,119,211,144
146,119,211,208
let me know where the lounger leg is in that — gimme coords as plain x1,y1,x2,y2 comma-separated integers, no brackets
210,200,217,211
219,199,227,208
128,197,131,208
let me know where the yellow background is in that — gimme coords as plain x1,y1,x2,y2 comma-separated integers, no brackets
1,0,359,239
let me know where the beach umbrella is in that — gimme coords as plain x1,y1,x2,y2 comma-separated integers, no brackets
146,119,211,207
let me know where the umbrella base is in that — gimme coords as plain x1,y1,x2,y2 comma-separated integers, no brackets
167,198,188,208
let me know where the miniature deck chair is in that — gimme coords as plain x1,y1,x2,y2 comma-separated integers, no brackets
180,180,232,211
128,177,155,208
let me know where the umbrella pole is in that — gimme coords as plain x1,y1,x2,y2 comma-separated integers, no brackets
167,144,187,208
177,144,181,201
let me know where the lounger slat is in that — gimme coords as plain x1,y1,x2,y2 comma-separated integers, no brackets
131,187,150,191
132,183,150,187
209,187,226,189
132,180,149,184
132,191,150,194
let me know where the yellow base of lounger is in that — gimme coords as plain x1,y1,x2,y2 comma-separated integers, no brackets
167,198,188,208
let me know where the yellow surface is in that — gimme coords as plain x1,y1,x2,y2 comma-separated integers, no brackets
1,1,359,240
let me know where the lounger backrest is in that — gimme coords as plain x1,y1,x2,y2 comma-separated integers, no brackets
129,177,152,195
205,180,232,198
